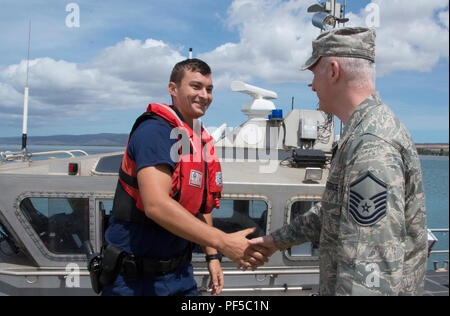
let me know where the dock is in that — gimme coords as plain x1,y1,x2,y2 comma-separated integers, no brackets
424,270,449,296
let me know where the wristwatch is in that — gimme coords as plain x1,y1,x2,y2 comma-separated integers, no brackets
205,253,222,262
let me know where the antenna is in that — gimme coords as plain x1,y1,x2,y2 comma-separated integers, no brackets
342,0,347,26
26,20,31,87
22,20,31,152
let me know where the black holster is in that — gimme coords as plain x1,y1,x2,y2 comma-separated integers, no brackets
84,241,104,294
99,245,126,286
85,242,192,293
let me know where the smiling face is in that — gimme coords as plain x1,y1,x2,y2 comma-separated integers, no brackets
169,69,213,127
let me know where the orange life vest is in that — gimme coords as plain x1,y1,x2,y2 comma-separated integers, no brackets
112,103,222,224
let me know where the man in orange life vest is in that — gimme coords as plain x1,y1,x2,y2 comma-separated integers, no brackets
102,59,268,296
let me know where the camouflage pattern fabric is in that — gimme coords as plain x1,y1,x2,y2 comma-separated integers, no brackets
301,27,376,70
271,93,428,296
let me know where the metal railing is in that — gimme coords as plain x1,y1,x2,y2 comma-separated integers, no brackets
429,228,449,255
1,149,88,162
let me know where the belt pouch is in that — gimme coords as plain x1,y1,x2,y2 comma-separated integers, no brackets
122,254,141,280
99,245,125,286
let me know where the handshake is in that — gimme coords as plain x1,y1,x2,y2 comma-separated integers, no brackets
219,227,279,270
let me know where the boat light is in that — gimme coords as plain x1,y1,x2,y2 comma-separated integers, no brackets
312,12,336,30
304,167,323,182
68,163,79,175
268,109,283,120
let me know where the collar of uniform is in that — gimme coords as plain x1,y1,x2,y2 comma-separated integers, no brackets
171,104,205,136
171,105,186,123
340,92,382,147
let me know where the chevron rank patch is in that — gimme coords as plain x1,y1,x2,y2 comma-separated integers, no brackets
348,171,387,226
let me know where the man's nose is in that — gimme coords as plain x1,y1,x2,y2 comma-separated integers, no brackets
198,87,208,98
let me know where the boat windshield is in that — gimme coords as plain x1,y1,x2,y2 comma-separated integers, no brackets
94,154,123,174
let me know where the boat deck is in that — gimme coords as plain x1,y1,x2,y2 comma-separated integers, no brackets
424,270,449,296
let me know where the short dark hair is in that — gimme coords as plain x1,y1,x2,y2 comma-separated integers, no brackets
170,58,211,85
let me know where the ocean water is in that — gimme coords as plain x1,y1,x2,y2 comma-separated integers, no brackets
1,145,449,270
0,144,125,158
420,156,449,270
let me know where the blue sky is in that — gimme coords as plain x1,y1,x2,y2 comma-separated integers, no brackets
0,0,448,143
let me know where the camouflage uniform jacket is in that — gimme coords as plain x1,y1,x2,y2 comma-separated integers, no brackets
272,93,427,295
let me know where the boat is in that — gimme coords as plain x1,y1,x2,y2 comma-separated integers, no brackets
1,0,447,296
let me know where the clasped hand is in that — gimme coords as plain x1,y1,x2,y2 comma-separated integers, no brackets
239,234,278,270
222,228,278,271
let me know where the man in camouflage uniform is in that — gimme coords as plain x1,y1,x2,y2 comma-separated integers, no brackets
248,27,428,295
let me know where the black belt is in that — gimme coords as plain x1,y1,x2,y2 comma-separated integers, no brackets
120,247,192,280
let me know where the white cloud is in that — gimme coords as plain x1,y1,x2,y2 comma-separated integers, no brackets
200,0,318,88
91,38,184,84
362,0,449,76
0,38,186,125
200,0,449,83
0,0,448,134
439,10,449,29
0,82,23,108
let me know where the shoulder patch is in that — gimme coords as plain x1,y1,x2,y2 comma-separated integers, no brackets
348,171,387,226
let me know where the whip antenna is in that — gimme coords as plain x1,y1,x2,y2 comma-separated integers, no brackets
22,20,31,151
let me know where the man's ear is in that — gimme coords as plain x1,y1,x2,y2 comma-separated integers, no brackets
329,60,341,84
168,82,177,98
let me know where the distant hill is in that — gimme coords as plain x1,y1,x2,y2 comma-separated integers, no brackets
0,133,128,146
0,134,448,152
416,143,449,156
416,143,449,150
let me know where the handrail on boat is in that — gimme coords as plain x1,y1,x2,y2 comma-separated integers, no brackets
28,150,89,158
429,228,449,255
430,229,449,233
0,149,89,162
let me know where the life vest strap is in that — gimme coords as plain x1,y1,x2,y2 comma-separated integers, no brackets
119,168,139,189
112,180,158,227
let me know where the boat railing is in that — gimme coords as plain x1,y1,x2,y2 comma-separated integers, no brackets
429,228,449,255
428,228,449,272
0,149,89,162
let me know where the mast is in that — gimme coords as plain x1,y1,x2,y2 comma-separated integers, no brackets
22,20,31,152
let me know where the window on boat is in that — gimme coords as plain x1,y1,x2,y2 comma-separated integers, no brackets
0,219,19,255
0,222,7,239
287,201,320,258
94,154,123,174
94,198,268,255
98,199,113,245
193,199,268,255
19,197,89,255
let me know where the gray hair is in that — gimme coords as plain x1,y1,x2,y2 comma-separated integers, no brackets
317,56,375,90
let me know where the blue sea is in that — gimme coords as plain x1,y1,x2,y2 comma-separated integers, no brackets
1,144,449,270
420,156,449,270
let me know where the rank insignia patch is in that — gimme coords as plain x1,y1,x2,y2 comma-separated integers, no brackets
349,171,387,226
